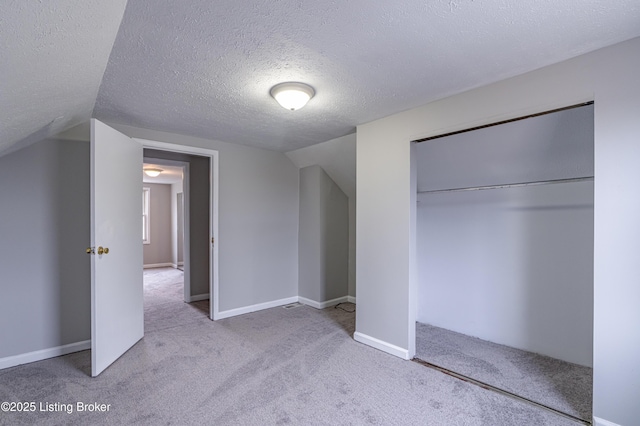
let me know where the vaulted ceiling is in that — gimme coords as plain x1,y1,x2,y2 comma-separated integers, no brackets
2,1,640,156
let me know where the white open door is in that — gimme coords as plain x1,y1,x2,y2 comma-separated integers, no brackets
90,119,143,377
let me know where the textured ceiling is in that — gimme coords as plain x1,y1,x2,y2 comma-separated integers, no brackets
0,1,127,156
2,1,640,155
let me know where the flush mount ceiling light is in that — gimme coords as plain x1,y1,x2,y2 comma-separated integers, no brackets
143,168,163,177
270,82,315,111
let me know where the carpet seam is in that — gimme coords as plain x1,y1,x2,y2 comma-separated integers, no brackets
412,357,591,426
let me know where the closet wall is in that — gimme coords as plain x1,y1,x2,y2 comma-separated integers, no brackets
416,104,594,366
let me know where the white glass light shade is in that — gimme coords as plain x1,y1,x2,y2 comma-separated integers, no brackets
270,82,315,111
144,168,163,177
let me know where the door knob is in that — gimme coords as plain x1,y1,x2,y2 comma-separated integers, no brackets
86,247,95,255
97,246,109,255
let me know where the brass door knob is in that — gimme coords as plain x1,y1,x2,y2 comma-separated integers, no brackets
86,247,95,255
97,246,109,255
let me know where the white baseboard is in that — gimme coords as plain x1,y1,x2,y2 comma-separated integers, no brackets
170,262,185,269
299,296,350,309
0,340,91,370
347,296,356,304
216,296,299,320
143,263,173,269
593,417,621,426
353,331,410,360
186,293,209,303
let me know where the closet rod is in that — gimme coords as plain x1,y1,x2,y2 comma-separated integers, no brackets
417,176,594,195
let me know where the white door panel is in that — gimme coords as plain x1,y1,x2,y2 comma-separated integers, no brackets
90,119,143,377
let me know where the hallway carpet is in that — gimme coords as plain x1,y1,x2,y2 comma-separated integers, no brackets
143,267,209,332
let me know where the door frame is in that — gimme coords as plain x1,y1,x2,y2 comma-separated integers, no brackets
136,138,220,320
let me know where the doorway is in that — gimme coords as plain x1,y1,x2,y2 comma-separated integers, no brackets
142,159,190,296
141,159,208,328
88,121,219,376
137,139,219,321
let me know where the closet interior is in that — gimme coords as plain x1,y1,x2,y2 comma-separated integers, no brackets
414,103,594,422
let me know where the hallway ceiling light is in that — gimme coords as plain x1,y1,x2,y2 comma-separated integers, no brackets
270,82,315,111
144,168,163,177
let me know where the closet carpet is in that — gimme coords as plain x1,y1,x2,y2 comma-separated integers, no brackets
415,323,592,422
0,269,583,425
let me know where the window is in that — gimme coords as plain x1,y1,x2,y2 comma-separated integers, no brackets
143,187,150,244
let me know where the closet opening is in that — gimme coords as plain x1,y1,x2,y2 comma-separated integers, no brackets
413,102,594,423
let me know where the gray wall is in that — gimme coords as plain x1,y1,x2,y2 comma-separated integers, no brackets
0,122,299,362
298,165,349,303
416,104,594,366
356,37,640,425
144,150,210,297
143,182,172,266
417,183,594,366
176,191,184,264
0,138,90,358
348,197,356,297
415,105,594,191
286,134,356,298
168,179,184,268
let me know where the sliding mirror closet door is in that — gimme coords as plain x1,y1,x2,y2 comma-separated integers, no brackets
414,103,594,423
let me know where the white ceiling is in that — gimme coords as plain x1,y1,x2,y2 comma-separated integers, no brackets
2,1,640,155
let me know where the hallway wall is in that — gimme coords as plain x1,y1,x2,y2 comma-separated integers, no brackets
143,182,172,266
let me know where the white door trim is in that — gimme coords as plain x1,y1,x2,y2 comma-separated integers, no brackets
135,138,220,321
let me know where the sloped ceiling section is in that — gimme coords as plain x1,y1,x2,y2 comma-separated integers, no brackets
286,133,356,199
0,1,128,156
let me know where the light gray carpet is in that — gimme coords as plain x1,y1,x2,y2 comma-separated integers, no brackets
415,323,592,422
0,272,583,425
143,266,186,306
143,267,209,332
